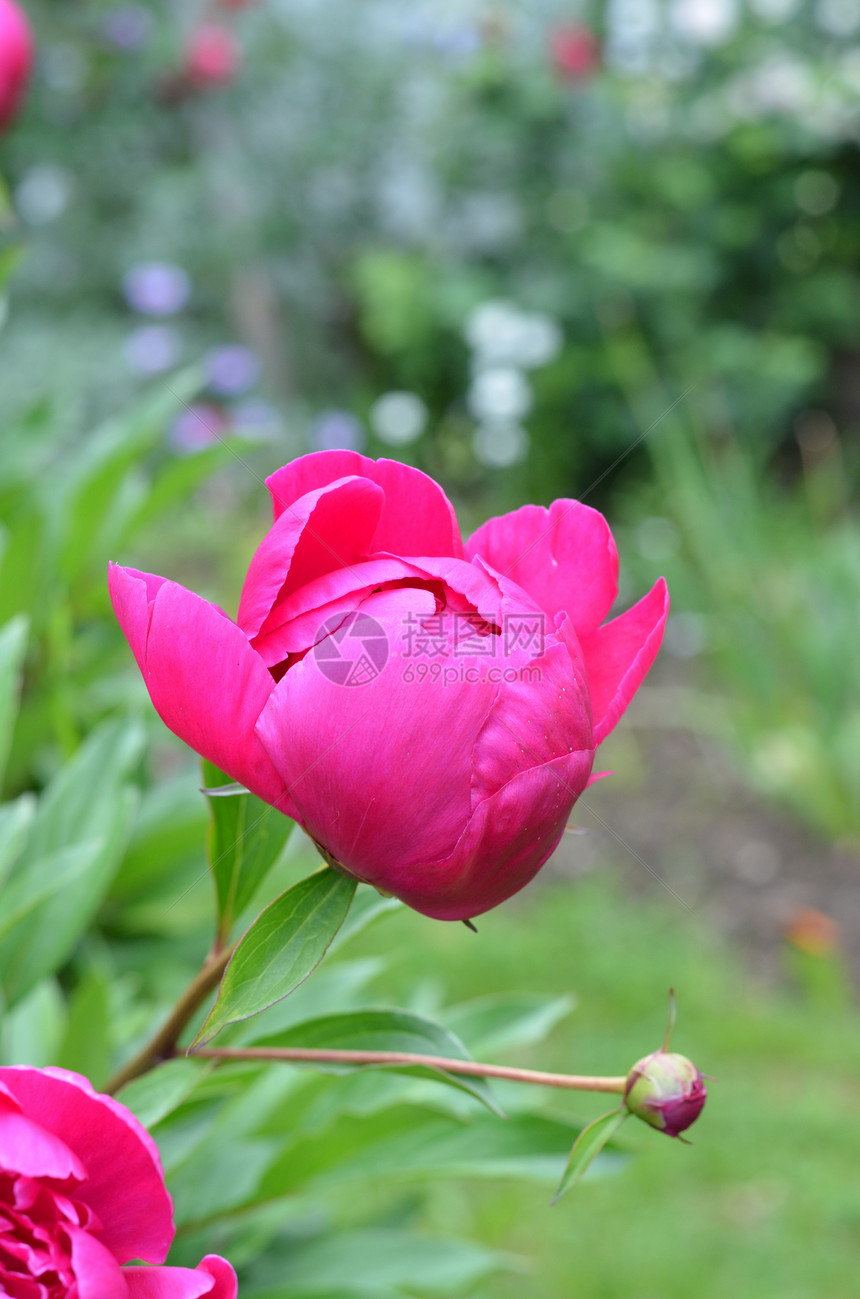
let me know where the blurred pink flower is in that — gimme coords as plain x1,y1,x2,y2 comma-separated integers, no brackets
110,452,667,921
185,25,240,88
549,24,600,81
0,0,33,132
0,1066,237,1299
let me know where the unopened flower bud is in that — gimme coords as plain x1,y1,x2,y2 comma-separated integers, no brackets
624,1050,707,1138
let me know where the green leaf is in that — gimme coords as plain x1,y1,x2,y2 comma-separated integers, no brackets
192,868,357,1046
0,720,143,1004
0,615,28,785
118,1059,211,1130
254,1007,503,1115
553,1107,628,1203
57,370,201,585
0,979,65,1068
201,760,293,937
57,970,111,1088
248,1229,510,1298
443,992,575,1058
328,884,402,953
0,794,35,892
260,1108,591,1199
0,839,107,944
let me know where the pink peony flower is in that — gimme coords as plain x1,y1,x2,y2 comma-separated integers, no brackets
109,451,667,920
0,0,33,132
0,1065,237,1299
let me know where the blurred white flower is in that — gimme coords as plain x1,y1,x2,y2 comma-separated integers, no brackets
744,56,813,114
749,0,801,21
472,422,530,469
464,300,524,366
605,0,660,74
815,0,860,36
517,314,563,369
15,166,72,226
670,0,738,45
465,301,562,369
468,367,532,423
369,391,427,445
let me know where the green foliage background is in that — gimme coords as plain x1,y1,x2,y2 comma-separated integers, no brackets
1,1,859,1296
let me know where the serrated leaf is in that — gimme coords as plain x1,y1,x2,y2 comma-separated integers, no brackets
201,760,293,936
192,867,356,1046
553,1107,628,1203
254,1007,503,1115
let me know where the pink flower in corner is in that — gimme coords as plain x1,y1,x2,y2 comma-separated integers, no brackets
110,451,668,921
0,0,33,133
0,1066,237,1299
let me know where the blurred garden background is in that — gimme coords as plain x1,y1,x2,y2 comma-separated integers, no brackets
1,0,859,1296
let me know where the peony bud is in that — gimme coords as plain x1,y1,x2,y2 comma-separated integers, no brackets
185,25,240,88
624,1049,707,1138
0,0,33,132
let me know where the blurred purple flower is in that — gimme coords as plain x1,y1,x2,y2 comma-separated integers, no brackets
124,325,181,375
123,262,190,316
309,409,365,453
168,403,228,455
205,343,261,396
103,6,152,52
233,398,281,440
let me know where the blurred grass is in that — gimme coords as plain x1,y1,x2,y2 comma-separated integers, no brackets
347,871,860,1299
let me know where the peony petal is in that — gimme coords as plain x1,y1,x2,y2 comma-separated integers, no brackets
0,1068,174,1266
394,748,594,921
123,1256,236,1299
237,476,385,641
0,1092,86,1183
252,553,503,667
69,1227,128,1299
108,568,169,675
109,565,293,812
255,586,491,877
266,451,463,560
192,1257,237,1299
465,500,618,638
579,577,669,746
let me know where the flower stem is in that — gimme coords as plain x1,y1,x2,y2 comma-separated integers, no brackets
190,1046,628,1094
105,944,235,1095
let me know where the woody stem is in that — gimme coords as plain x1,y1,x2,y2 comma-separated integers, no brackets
190,1046,628,1094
